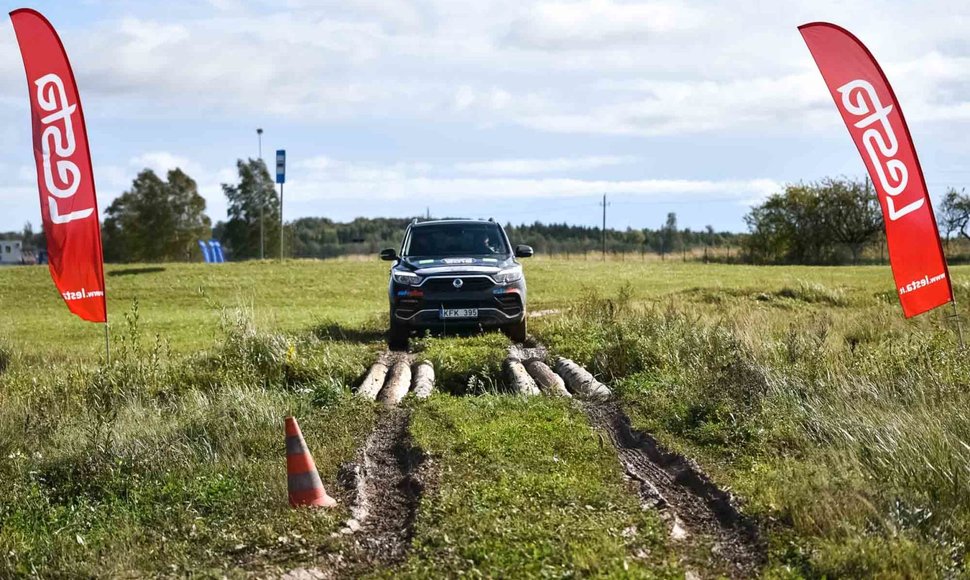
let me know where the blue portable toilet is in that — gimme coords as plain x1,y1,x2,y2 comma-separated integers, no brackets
209,240,225,263
198,240,213,263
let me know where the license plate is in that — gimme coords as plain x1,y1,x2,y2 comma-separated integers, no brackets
441,308,478,319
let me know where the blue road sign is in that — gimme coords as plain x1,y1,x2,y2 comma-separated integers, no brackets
276,149,285,184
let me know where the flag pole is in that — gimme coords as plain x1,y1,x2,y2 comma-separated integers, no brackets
104,322,110,364
951,300,965,350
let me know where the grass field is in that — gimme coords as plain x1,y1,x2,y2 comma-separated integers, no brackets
1,259,968,577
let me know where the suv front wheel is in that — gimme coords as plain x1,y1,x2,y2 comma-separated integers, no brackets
388,319,409,350
503,319,527,343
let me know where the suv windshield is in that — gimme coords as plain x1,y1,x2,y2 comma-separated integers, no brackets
403,223,509,257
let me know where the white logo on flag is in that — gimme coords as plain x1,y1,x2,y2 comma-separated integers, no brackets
837,79,923,221
34,73,92,225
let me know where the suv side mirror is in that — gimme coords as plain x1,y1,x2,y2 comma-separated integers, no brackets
514,244,534,258
380,248,398,261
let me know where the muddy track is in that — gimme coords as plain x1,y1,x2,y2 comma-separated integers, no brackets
336,408,426,576
281,409,427,579
584,401,764,578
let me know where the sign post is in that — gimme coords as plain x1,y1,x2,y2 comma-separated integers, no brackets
276,149,285,261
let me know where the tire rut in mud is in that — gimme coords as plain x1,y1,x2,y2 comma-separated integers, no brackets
282,409,427,579
584,401,764,578
336,408,426,577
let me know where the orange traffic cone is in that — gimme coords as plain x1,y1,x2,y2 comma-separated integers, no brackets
285,416,337,508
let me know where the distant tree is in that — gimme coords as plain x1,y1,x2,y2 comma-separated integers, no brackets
220,159,279,260
744,193,796,263
102,168,211,262
267,217,745,260
820,178,882,263
21,222,37,252
939,188,970,242
744,177,882,264
659,212,680,257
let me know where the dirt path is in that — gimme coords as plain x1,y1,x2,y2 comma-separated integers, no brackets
337,409,426,576
584,401,764,578
281,409,427,579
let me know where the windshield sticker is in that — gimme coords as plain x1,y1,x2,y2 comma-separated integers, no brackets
482,258,498,262
418,259,434,264
443,258,475,264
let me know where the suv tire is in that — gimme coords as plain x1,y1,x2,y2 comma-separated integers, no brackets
503,319,527,343
388,319,409,350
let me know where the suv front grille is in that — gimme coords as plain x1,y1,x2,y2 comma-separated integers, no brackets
421,276,494,292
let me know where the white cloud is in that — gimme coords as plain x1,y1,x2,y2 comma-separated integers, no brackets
4,0,970,231
285,155,778,203
454,156,635,175
285,174,779,205
507,0,704,49
296,156,434,181
297,155,635,179
0,0,965,136
129,151,199,175
520,72,834,136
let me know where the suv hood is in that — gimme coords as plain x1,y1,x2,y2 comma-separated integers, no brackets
399,255,515,275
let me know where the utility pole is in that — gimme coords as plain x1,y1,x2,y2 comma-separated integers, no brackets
599,194,610,261
257,128,264,260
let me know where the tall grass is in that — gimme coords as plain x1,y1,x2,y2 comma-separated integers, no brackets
0,304,375,576
0,339,10,376
416,332,510,395
535,285,969,577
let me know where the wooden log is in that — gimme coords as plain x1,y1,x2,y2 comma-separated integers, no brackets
525,360,571,397
412,360,435,399
505,358,540,396
379,361,412,406
356,362,388,400
554,357,611,400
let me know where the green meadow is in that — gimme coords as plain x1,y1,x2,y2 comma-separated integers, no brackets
1,259,968,577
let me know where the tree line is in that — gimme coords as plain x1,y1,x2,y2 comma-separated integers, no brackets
7,165,970,266
743,177,970,264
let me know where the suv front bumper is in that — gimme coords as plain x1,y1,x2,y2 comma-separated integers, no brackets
390,280,525,329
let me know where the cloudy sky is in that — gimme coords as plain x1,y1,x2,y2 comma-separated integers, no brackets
2,0,970,232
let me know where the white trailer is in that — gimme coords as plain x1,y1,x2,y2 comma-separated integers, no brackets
0,240,24,265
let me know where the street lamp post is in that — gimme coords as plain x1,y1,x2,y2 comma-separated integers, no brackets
257,128,264,260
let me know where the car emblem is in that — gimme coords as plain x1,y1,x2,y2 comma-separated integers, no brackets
453,278,464,289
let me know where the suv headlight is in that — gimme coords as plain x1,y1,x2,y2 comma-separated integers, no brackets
494,266,523,285
392,270,422,286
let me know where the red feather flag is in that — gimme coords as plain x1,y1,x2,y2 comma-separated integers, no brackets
800,22,954,318
10,8,107,323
